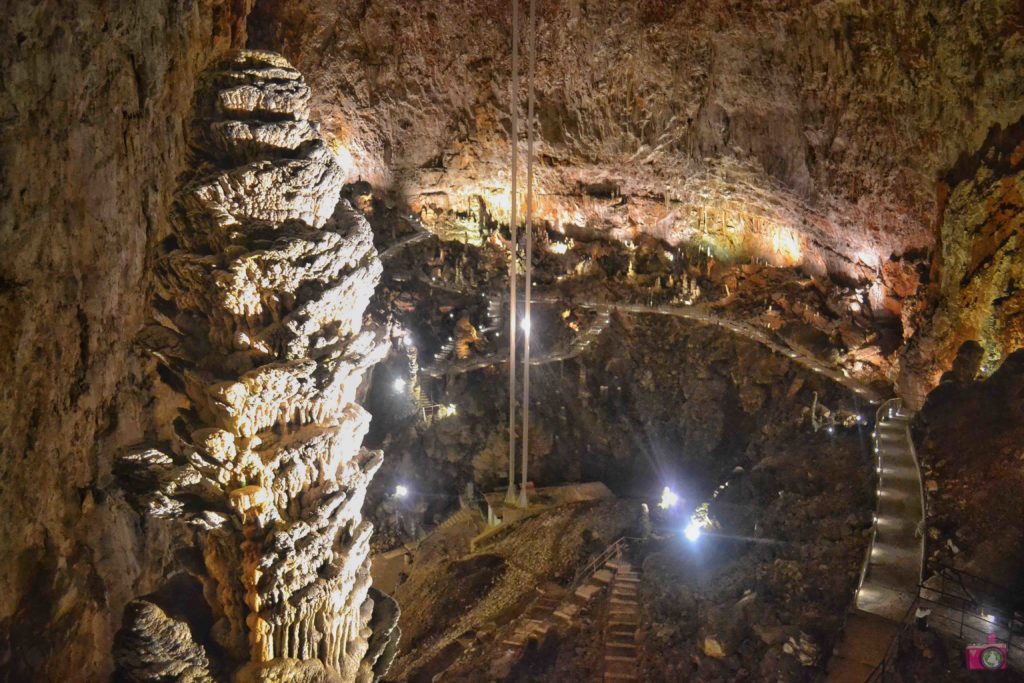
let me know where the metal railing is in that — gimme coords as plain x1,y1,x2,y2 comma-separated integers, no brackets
571,536,640,588
854,398,908,598
865,597,921,681
866,565,1024,680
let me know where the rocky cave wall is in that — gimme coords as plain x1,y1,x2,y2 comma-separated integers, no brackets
250,0,1022,288
898,117,1024,404
0,2,251,679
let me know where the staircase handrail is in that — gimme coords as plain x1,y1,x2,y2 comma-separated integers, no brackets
571,536,643,588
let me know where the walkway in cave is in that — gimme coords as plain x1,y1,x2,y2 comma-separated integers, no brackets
418,277,881,402
386,224,882,401
826,401,924,681
423,309,610,377
602,558,642,682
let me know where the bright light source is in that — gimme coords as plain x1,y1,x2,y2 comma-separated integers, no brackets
684,522,702,542
403,335,414,347
393,378,406,393
658,486,679,510
826,425,835,434
549,241,569,255
521,316,531,333
395,485,408,498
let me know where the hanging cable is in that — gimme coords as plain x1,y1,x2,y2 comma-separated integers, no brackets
518,0,536,509
505,0,520,505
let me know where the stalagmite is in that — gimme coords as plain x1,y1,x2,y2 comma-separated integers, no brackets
113,51,399,683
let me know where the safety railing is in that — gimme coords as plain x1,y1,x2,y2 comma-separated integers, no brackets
571,536,640,589
864,596,921,681
866,565,1024,680
854,398,906,599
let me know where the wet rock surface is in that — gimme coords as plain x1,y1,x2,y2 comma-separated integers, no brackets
899,119,1024,405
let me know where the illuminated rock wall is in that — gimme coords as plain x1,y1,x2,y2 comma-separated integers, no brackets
898,117,1024,405
0,3,251,679
114,51,394,682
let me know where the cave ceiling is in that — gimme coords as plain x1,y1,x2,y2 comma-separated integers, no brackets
251,0,1022,282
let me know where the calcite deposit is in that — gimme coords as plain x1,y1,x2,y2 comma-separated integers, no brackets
114,51,395,682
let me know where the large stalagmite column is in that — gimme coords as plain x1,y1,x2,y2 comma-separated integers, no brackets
113,51,398,683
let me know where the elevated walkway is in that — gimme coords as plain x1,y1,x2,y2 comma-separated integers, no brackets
827,399,924,681
412,271,882,400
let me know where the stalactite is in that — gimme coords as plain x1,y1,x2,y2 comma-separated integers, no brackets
113,51,397,683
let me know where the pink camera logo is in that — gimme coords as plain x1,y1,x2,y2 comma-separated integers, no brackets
965,634,1008,670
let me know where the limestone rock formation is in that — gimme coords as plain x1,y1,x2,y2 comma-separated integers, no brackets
114,51,392,683
250,1,1023,282
0,3,252,679
898,118,1024,403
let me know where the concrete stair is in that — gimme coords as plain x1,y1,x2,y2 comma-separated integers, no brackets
827,401,923,681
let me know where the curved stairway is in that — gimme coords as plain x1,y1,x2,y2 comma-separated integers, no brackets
827,399,924,682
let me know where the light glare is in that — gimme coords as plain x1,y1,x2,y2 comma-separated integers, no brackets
658,486,679,510
684,522,701,542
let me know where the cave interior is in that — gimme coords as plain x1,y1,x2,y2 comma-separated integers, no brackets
1,1,1023,682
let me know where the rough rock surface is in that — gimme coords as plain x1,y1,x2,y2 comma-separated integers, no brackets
914,349,1024,594
250,0,1022,295
113,51,392,682
0,2,250,679
899,118,1024,404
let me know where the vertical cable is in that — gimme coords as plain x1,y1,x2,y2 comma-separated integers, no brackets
519,0,536,509
505,0,519,505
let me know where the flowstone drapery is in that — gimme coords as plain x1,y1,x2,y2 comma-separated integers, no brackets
113,51,397,683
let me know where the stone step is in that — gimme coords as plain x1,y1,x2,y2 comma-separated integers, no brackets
607,643,638,658
592,569,614,585
612,586,638,596
610,597,639,606
575,584,603,601
554,604,580,622
608,619,639,629
608,623,638,636
603,673,638,682
607,639,638,650
605,655,639,676
609,613,639,624
610,604,640,613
